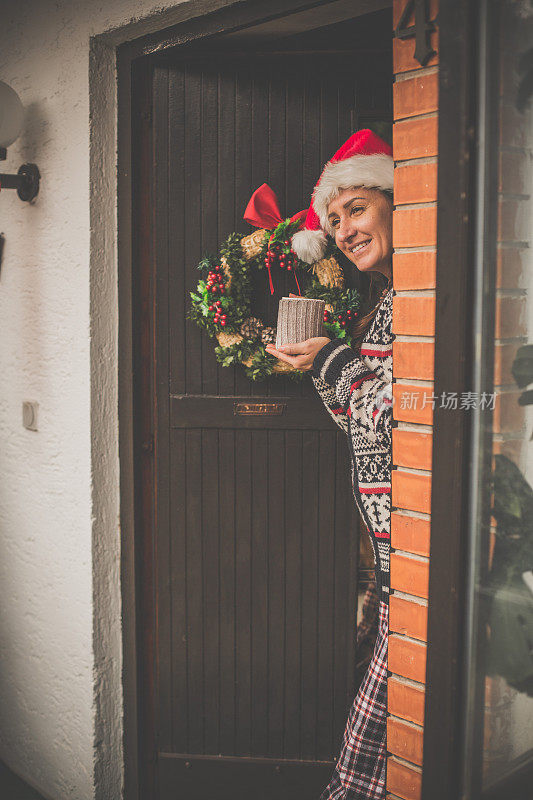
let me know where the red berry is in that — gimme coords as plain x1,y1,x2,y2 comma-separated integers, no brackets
221,320,226,326
287,265,292,270
341,321,346,327
215,265,220,272
209,305,214,311
216,301,221,306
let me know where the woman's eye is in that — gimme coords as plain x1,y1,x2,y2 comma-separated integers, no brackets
331,218,340,229
351,205,364,215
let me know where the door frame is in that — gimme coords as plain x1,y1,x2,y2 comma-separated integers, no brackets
116,1,392,798
420,1,480,797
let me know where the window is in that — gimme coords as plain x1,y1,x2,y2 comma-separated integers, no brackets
464,0,533,793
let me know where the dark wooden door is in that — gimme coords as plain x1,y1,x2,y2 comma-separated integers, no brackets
135,19,391,799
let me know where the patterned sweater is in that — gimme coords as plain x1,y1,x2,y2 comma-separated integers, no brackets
311,289,393,603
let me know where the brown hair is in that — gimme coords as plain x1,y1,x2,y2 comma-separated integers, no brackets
349,272,392,348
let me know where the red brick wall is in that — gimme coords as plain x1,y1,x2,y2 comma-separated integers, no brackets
388,1,439,797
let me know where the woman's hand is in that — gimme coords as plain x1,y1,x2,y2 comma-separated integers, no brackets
265,337,331,371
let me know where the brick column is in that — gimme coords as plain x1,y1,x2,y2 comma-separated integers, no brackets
388,2,439,798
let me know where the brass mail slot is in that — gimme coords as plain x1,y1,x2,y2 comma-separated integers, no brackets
234,402,286,416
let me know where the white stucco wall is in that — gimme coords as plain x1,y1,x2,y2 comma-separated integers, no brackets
1,1,328,796
0,2,202,798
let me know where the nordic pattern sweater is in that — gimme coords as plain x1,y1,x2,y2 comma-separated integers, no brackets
311,289,393,604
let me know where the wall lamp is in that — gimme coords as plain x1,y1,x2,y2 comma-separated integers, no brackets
0,81,40,202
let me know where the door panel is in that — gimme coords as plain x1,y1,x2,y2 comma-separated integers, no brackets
141,25,392,798
162,427,358,759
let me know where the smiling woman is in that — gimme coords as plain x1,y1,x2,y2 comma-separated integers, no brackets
327,188,393,279
266,130,394,800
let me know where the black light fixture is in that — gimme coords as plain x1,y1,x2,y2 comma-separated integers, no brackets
0,81,40,202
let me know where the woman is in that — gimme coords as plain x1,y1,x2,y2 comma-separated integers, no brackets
266,130,393,800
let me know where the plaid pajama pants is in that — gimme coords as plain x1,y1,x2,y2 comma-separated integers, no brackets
320,600,388,800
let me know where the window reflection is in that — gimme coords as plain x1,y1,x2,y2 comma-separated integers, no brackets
481,0,533,786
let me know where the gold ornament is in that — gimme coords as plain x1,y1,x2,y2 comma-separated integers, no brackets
220,256,232,292
241,229,267,260
273,359,296,374
312,256,344,288
216,331,243,348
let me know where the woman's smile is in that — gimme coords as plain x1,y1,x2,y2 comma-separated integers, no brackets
350,239,371,255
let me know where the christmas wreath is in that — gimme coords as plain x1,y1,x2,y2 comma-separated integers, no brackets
189,184,362,381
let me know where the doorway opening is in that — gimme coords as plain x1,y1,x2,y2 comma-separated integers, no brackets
125,4,392,798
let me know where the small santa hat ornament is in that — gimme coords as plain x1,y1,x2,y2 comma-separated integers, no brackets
292,129,393,264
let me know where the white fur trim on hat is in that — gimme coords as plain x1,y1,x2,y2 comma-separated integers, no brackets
291,228,327,265
313,154,394,232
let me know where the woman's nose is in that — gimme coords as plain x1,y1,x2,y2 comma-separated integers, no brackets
337,215,356,243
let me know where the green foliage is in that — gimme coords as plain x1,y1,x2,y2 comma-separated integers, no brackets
304,280,360,308
325,323,348,339
197,254,215,272
214,339,256,368
189,232,253,336
243,347,276,381
304,276,361,346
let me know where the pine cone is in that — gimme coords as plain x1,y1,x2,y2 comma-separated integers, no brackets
261,326,276,345
240,316,264,339
312,256,344,288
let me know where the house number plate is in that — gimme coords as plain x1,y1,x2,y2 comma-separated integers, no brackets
234,402,286,415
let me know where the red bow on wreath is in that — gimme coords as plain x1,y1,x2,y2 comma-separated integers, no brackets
244,183,308,295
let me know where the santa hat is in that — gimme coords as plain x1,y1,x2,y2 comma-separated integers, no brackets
292,129,393,264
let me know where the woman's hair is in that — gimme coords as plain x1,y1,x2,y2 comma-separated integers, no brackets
347,187,393,348
349,272,391,347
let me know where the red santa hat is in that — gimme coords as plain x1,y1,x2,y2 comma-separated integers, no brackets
292,129,393,264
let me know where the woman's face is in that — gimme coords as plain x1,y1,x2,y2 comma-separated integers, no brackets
327,187,392,279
